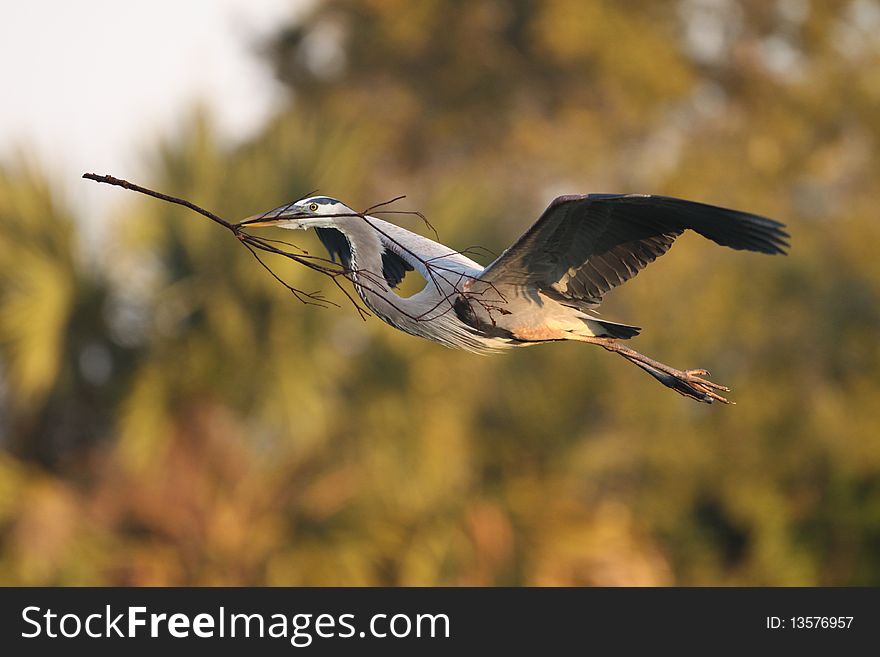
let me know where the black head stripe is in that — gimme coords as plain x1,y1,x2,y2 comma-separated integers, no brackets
310,196,338,206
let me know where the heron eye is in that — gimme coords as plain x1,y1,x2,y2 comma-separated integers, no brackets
308,202,319,212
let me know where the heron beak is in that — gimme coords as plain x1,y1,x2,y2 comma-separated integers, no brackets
238,215,281,228
237,210,304,229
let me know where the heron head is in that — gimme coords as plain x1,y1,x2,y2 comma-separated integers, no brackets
239,196,354,230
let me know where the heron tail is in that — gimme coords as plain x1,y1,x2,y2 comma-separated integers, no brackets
584,318,641,340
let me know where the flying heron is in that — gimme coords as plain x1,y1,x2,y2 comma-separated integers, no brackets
241,193,788,404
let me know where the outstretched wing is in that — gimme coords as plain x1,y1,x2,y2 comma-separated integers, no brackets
478,194,789,307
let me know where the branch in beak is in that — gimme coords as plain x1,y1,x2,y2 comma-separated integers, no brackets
236,210,304,229
238,216,280,228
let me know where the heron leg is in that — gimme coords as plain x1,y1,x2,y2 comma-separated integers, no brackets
580,337,732,404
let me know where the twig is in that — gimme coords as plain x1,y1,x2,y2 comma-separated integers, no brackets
83,172,337,308
82,173,235,232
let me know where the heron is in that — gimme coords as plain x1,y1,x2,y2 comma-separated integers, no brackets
241,193,788,404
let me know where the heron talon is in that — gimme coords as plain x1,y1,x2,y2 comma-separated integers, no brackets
684,370,730,404
675,368,732,403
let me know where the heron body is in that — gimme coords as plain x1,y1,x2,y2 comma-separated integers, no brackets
242,193,789,403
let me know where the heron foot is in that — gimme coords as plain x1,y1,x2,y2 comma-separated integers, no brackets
638,363,733,404
582,337,734,404
676,368,732,404
631,361,732,404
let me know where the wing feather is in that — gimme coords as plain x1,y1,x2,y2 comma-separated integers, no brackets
479,194,788,307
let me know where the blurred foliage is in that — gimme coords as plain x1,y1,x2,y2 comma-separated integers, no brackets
2,0,880,585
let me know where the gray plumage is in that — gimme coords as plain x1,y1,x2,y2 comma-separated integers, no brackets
242,193,789,404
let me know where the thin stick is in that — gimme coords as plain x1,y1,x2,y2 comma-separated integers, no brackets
83,173,235,232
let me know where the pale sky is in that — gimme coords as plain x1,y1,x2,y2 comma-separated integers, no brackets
0,0,306,232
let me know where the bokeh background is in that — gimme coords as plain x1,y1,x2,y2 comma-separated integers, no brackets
2,0,880,586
